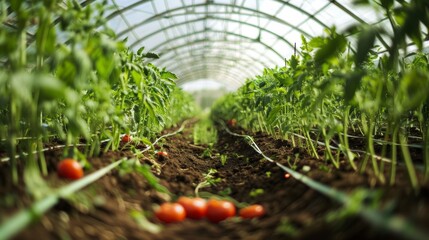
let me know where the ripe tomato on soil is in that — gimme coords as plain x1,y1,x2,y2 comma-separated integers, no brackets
121,134,132,143
206,199,236,223
177,197,207,220
227,119,237,127
156,151,168,158
239,204,265,219
155,202,186,224
57,159,84,180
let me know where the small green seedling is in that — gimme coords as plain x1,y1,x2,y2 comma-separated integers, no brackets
220,154,228,166
249,188,264,197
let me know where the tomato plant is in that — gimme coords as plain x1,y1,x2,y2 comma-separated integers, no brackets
121,134,132,143
177,197,207,220
57,159,84,180
206,199,236,223
155,202,186,224
156,151,168,158
239,204,265,219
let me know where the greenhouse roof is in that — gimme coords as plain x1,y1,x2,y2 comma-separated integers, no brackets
66,1,401,89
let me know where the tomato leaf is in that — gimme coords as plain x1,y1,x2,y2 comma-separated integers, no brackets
355,27,376,67
344,72,364,103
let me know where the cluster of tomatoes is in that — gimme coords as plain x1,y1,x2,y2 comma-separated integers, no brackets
155,196,265,224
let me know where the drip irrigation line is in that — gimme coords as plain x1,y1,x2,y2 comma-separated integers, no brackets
1,143,88,163
0,134,138,163
221,122,428,240
0,120,188,240
0,158,125,240
308,128,424,148
290,132,425,171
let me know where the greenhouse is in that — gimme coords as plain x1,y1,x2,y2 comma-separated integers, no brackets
1,0,429,239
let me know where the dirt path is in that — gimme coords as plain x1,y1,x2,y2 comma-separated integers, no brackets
7,120,429,239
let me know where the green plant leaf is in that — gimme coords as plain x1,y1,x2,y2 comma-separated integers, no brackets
355,27,377,67
344,72,364,103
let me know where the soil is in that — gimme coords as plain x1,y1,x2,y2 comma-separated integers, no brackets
1,119,429,240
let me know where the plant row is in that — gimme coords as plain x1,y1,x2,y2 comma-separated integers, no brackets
220,122,428,240
211,1,429,191
0,1,197,188
0,121,188,240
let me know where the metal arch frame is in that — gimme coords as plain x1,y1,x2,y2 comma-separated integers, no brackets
134,28,285,61
103,0,329,31
160,56,261,79
154,45,268,67
177,67,245,86
112,2,317,41
174,60,254,77
177,72,246,90
152,42,271,72
123,15,297,53
159,57,262,80
169,59,257,82
152,38,278,67
177,68,246,88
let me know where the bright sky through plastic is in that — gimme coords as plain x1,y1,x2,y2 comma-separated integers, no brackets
102,0,391,91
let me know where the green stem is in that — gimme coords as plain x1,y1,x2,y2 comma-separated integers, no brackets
322,128,339,168
399,132,419,192
424,126,429,181
379,122,391,178
305,130,319,159
368,119,385,184
390,125,399,185
342,106,357,170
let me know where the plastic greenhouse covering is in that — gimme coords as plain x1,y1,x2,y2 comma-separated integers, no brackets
90,0,401,89
9,0,405,90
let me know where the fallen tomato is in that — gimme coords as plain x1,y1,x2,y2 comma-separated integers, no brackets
121,134,132,143
227,119,237,127
155,202,186,224
206,199,236,223
57,158,84,180
177,196,207,220
156,151,168,158
284,173,291,179
239,204,265,219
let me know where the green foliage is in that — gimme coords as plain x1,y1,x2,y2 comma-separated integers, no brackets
220,154,228,166
193,116,218,145
0,1,197,190
194,168,221,197
212,2,429,190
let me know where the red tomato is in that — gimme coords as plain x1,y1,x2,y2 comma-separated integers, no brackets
155,203,186,224
57,159,84,180
156,151,168,158
121,134,132,143
206,199,236,223
177,197,207,220
227,119,237,127
239,204,265,219
284,173,291,179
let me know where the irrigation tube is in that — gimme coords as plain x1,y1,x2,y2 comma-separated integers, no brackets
222,123,428,240
0,159,125,240
290,132,425,171
0,120,188,240
0,138,113,163
0,123,188,163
